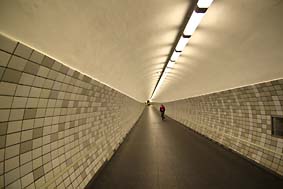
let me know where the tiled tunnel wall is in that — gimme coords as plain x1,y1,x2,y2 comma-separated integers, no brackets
0,34,144,188
156,79,283,176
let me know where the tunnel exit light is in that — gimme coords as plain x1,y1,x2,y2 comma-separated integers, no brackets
150,0,213,100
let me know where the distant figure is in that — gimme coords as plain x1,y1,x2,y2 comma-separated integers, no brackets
146,100,150,106
160,104,165,120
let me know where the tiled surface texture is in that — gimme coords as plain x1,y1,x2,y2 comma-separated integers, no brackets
156,79,283,176
0,34,144,189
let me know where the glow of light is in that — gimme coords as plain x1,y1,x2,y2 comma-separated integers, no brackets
171,51,181,62
183,11,205,36
197,0,213,8
175,36,190,52
167,61,175,68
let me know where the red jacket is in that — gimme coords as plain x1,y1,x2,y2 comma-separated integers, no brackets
160,105,165,112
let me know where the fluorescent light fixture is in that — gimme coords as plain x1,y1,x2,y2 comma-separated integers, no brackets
175,36,190,52
183,11,205,36
167,61,175,68
150,0,214,100
171,51,181,62
164,67,172,73
197,0,213,8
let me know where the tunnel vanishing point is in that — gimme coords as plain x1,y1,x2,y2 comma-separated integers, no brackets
0,0,283,188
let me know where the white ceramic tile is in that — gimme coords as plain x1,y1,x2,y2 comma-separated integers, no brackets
7,121,22,133
5,156,19,172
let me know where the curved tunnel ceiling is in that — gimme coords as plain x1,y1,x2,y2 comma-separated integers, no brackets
0,0,283,102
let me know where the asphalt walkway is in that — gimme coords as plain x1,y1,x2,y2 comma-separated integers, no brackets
86,106,283,189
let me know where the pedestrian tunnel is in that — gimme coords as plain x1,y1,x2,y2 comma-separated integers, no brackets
0,0,283,188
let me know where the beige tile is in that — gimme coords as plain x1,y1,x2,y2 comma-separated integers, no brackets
0,96,13,109
15,85,31,97
21,130,33,142
0,109,10,122
0,82,17,96
32,147,42,159
7,55,27,71
0,34,17,53
0,136,6,148
33,166,44,180
9,109,24,121
21,172,34,188
4,167,20,186
5,156,19,172
12,97,28,108
7,121,22,133
33,157,43,169
0,149,4,161
0,162,3,175
37,66,50,78
24,61,40,75
26,98,39,108
20,140,33,154
6,132,21,146
30,50,44,64
0,50,11,67
22,119,34,130
2,69,22,84
20,152,32,167
19,73,35,85
29,87,41,98
0,122,8,135
5,144,20,159
20,161,33,176
33,138,42,149
6,179,21,189
24,109,37,120
14,43,33,59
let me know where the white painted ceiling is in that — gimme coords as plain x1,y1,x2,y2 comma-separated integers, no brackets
1,0,283,102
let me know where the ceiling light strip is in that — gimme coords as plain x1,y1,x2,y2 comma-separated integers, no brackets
150,0,213,100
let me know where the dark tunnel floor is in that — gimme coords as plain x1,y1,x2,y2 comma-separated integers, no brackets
86,106,283,189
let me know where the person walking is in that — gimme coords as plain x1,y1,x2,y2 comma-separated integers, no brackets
160,104,165,120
